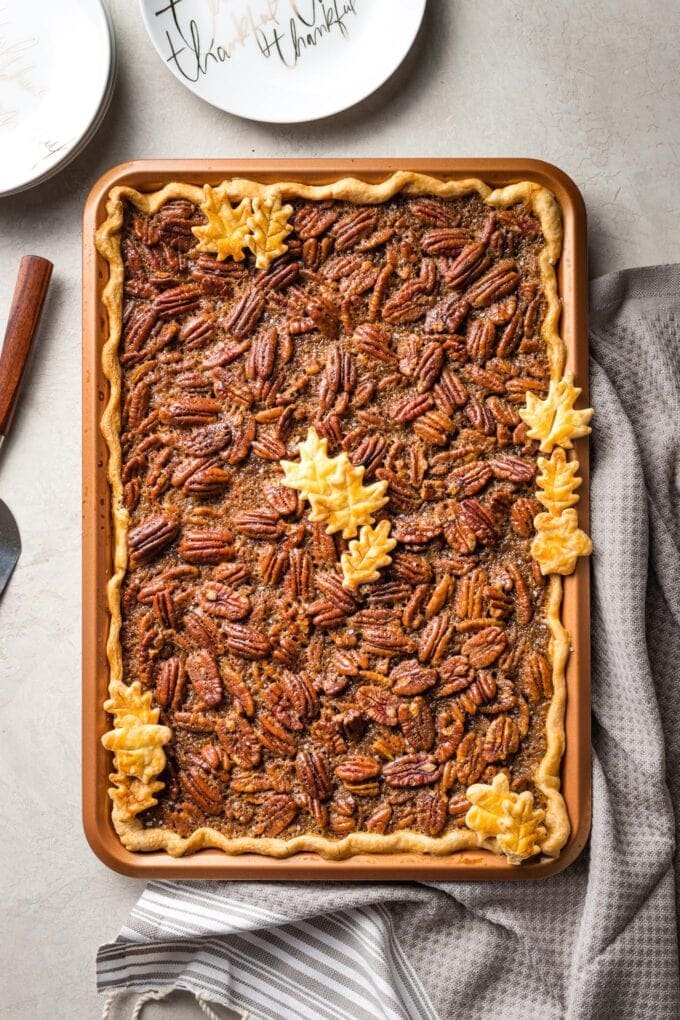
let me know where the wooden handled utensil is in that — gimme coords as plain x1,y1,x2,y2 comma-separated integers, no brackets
0,255,53,597
0,255,53,441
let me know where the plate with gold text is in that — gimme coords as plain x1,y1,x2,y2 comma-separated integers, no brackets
139,0,427,123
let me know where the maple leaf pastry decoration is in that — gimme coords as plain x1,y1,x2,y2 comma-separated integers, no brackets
280,427,389,539
532,508,592,576
192,185,251,262
519,372,593,453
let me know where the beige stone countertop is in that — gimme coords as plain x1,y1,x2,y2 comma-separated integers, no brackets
0,1,679,1017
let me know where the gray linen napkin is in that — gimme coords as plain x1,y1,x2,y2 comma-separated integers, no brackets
98,265,680,1020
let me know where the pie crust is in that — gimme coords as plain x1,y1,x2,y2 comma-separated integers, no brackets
96,172,592,862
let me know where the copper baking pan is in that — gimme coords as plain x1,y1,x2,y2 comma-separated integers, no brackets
83,159,590,879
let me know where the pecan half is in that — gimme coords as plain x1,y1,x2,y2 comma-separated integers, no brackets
458,499,497,546
417,790,448,836
179,529,235,564
182,421,232,456
510,497,542,537
391,392,434,423
256,711,298,755
285,548,315,600
382,753,441,788
441,242,488,288
181,767,223,815
489,455,535,483
466,319,496,363
221,662,255,717
224,289,265,337
356,685,400,726
280,670,319,721
365,803,393,833
482,715,520,762
455,731,485,785
233,509,282,539
296,749,333,800
155,656,185,708
416,342,445,392
223,622,271,660
461,626,508,668
519,650,553,703
466,260,519,308
186,649,223,707
390,659,438,696
215,712,261,768
398,697,435,752
411,407,454,445
421,228,469,254
335,755,382,784
159,397,221,427
352,322,397,363
410,199,461,228
199,581,251,621
128,514,179,565
253,794,298,837
418,612,454,664
153,283,201,318
448,461,493,498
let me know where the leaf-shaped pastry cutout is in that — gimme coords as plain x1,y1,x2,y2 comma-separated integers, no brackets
536,447,582,515
280,427,339,502
496,791,548,862
245,192,294,270
519,372,593,453
102,681,172,814
531,508,592,575
341,520,397,589
280,427,389,539
465,772,546,864
110,775,165,819
103,679,160,726
191,185,251,262
309,468,389,539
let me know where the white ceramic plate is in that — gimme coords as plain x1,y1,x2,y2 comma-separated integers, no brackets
0,0,115,198
140,0,426,124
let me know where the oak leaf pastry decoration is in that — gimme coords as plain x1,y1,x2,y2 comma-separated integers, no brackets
102,681,172,821
465,772,547,864
519,372,593,453
341,519,397,589
110,775,165,821
280,427,389,538
279,427,337,502
535,447,582,516
245,192,294,270
531,508,592,575
192,185,251,262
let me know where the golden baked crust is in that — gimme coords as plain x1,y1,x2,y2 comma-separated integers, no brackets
96,172,591,862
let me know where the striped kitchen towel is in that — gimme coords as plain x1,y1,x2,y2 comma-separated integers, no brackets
98,268,680,1020
98,880,439,1019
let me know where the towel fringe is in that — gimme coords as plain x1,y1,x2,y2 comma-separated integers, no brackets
101,987,249,1019
132,988,174,1019
196,988,249,1019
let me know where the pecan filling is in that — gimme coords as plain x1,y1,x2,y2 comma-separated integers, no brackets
117,191,554,842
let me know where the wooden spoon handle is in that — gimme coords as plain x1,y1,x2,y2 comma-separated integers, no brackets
0,255,53,439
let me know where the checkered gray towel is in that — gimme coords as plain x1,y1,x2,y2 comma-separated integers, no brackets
98,265,680,1020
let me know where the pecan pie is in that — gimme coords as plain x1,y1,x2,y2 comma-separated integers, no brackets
97,172,592,863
